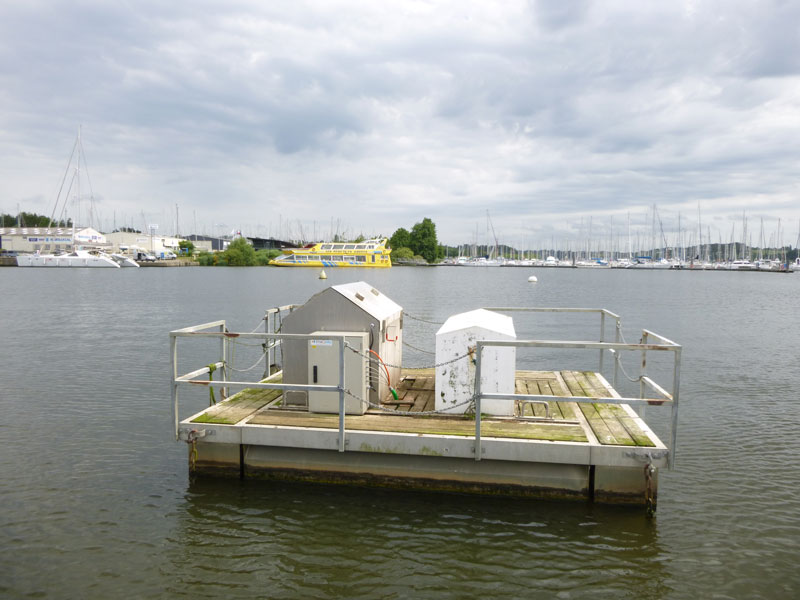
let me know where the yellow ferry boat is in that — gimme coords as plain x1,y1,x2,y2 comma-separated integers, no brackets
269,238,392,268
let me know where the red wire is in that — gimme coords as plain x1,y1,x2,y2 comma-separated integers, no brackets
369,348,391,387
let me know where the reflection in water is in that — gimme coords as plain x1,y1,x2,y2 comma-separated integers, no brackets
167,478,666,599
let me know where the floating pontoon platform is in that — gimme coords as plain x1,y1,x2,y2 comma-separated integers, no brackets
172,303,680,512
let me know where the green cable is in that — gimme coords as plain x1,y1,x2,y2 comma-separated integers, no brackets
208,363,217,405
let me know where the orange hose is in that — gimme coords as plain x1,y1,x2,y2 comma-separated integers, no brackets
369,348,390,387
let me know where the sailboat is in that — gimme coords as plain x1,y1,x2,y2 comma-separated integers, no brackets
17,249,120,268
15,128,125,268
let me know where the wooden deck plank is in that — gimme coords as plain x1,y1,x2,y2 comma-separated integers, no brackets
560,371,622,445
577,372,636,447
188,368,654,448
402,390,418,406
421,391,435,413
516,370,559,380
522,380,538,416
538,380,564,419
410,390,429,412
617,416,655,447
248,410,588,442
514,378,527,416
411,377,434,391
556,400,579,420
193,388,282,425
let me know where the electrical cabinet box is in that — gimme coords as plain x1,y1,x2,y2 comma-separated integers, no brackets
307,331,369,415
435,309,516,416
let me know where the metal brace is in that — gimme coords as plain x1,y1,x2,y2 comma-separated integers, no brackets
623,450,662,517
624,450,668,463
644,462,656,517
179,428,214,442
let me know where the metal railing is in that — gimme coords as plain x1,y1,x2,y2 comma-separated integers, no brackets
483,307,623,386
171,324,356,452
171,307,681,469
262,304,300,378
476,308,681,468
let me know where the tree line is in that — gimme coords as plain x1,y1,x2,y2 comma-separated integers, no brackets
197,237,281,266
388,217,443,263
1,212,72,228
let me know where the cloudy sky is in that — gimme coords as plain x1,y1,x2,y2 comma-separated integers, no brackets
1,0,799,249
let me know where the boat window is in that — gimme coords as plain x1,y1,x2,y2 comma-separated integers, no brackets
356,255,366,262
344,245,355,250
321,245,332,250
355,245,366,250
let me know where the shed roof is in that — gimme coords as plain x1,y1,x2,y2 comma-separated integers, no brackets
330,281,402,322
436,308,515,337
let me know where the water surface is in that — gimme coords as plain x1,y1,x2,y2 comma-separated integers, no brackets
1,266,797,598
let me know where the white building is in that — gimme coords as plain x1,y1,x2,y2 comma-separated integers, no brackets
0,227,107,254
104,231,187,256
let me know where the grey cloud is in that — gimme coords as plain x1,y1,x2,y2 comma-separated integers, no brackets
530,0,590,31
1,1,799,245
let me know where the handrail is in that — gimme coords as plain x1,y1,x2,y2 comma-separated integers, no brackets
484,307,624,385
473,330,681,469
172,308,682,470
170,325,350,447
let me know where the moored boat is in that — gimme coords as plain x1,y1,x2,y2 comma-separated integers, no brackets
269,238,392,268
110,253,140,267
16,249,120,268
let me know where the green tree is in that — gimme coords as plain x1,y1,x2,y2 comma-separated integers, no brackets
409,218,438,263
1,212,72,227
255,248,281,265
389,227,411,250
223,237,256,266
178,240,195,255
197,251,216,266
391,247,414,263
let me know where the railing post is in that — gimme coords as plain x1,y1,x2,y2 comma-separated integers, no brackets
474,342,482,461
265,312,272,379
670,346,682,469
599,310,606,373
171,333,179,440
219,321,228,399
613,318,621,388
338,336,346,452
640,330,648,418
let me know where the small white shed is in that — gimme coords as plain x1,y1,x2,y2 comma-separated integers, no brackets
435,309,516,415
281,282,403,408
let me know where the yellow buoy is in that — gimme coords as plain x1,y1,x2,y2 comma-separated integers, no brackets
319,269,327,279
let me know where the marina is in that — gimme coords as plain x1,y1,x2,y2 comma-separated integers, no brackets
172,283,680,511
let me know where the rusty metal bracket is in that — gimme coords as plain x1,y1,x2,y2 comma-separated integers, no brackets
178,428,214,443
624,450,668,462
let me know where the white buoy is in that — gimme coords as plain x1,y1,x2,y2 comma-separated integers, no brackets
319,269,327,279
528,275,538,283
